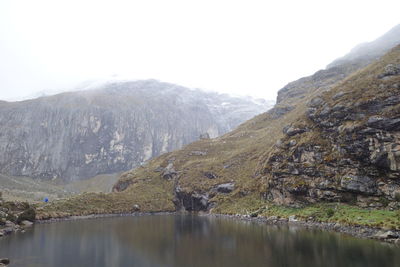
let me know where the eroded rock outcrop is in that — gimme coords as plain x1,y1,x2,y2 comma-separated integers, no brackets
262,49,400,207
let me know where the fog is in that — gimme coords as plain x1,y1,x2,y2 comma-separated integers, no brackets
0,0,399,101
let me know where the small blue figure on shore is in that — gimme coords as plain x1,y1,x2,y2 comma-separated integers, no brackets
44,197,49,203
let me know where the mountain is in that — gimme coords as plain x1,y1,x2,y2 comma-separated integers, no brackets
327,24,400,69
0,80,271,182
38,25,400,232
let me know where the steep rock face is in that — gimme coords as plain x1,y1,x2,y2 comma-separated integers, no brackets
0,80,270,181
262,46,400,207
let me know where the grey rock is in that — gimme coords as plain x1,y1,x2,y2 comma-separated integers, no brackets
20,220,33,227
153,166,164,172
308,97,324,107
367,116,400,131
289,140,297,147
283,125,306,136
203,172,217,179
269,105,294,119
199,133,210,140
189,151,207,156
332,91,346,100
174,190,209,211
374,230,398,240
216,183,235,193
378,64,400,78
340,175,377,195
132,204,140,211
162,163,177,180
0,259,10,265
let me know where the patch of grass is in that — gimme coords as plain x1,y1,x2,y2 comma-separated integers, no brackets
255,203,400,229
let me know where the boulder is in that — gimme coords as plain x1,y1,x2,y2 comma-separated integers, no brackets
0,258,10,265
199,133,210,139
308,97,324,108
20,220,33,227
378,64,400,78
283,125,306,136
216,183,235,193
367,116,400,131
374,230,399,240
189,151,207,156
162,163,177,180
132,204,140,212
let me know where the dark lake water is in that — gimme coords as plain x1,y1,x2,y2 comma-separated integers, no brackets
1,214,400,267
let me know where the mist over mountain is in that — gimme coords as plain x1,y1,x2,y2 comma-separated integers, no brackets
0,80,272,182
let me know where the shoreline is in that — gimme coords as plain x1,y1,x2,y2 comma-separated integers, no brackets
208,213,400,244
2,211,400,244
34,211,175,224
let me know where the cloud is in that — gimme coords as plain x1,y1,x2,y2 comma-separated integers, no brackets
0,0,399,101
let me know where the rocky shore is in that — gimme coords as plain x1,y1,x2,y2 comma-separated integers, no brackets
0,195,35,238
209,213,400,244
5,208,400,244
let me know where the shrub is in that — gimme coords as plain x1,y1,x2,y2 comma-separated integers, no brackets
326,208,335,218
16,207,36,223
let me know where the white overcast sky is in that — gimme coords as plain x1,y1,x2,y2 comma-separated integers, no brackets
0,0,399,101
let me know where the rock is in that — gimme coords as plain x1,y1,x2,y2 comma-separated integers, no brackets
0,259,10,265
288,215,298,222
269,105,295,119
153,166,164,172
113,180,132,192
374,230,399,240
132,204,140,212
332,91,346,100
5,221,14,227
340,175,377,195
308,97,324,107
190,151,207,156
289,140,297,147
216,183,235,193
203,172,217,179
378,64,400,78
162,163,177,180
366,116,400,131
1,228,13,235
20,220,33,227
199,133,210,139
174,190,209,211
283,125,306,136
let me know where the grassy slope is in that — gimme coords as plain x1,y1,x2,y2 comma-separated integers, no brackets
38,46,400,230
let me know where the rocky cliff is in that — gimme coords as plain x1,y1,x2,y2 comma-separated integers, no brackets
0,80,271,182
106,25,400,213
263,49,400,208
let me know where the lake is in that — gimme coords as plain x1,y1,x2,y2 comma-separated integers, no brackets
1,214,400,267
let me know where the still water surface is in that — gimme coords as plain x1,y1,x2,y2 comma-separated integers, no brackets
1,214,400,267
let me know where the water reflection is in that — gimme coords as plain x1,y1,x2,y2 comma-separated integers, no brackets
0,215,399,267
